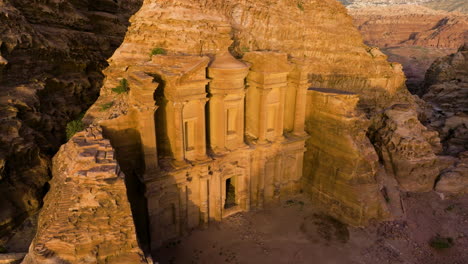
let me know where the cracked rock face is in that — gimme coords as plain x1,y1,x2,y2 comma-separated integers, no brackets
435,151,468,195
21,127,148,264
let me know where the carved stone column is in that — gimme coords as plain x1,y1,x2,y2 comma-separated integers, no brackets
291,69,309,136
139,107,159,171
197,98,209,160
173,102,185,163
258,88,271,144
199,174,209,225
276,85,287,139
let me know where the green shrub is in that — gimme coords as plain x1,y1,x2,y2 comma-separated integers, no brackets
100,101,114,111
150,47,167,56
0,245,7,253
241,46,250,53
445,204,456,211
297,2,304,11
429,235,454,249
112,78,129,94
66,116,85,140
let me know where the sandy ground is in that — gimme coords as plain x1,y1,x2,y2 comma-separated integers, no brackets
154,192,468,264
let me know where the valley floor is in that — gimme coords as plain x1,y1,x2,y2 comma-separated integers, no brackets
154,192,468,264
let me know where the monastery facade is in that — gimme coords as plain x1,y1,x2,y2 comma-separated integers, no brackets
125,45,309,249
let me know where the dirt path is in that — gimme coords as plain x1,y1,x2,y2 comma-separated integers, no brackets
154,193,468,264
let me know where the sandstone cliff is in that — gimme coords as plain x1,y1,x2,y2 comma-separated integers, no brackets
83,0,440,230
21,127,148,264
0,0,142,250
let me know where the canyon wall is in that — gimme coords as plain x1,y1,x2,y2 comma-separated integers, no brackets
0,0,142,250
340,1,468,92
21,127,148,264
350,6,467,49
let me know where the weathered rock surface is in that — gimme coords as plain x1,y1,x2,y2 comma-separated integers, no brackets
436,151,468,195
21,127,148,264
0,0,142,248
304,88,389,225
420,44,468,156
369,104,442,192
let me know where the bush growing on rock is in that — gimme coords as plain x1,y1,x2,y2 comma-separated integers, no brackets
100,101,114,111
150,47,167,56
66,114,85,140
112,78,129,94
429,235,454,249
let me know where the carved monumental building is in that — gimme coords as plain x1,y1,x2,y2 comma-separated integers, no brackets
125,40,309,249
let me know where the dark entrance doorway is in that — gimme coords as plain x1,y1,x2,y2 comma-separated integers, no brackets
224,178,236,209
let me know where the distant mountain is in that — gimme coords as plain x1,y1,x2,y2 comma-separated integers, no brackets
338,0,467,13
424,0,468,13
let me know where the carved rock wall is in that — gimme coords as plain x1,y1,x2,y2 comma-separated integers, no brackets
21,127,148,264
82,0,443,230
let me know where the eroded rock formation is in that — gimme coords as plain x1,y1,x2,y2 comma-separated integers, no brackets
418,44,468,196
0,0,142,249
421,44,467,156
21,127,148,264
369,104,442,192
304,88,389,225
435,151,468,195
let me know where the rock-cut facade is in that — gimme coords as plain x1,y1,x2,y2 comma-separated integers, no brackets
122,29,309,249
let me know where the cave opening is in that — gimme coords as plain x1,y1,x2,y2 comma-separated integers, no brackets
224,178,237,209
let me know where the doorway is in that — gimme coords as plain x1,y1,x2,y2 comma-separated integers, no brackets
224,178,237,209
